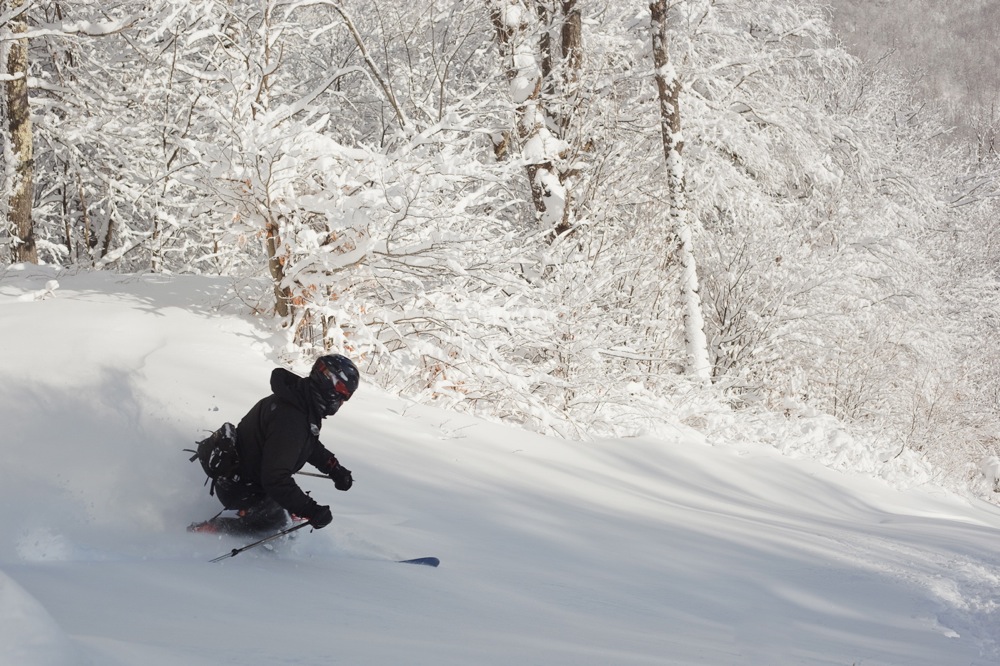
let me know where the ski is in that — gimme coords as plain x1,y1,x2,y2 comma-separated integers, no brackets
192,517,439,566
398,557,440,567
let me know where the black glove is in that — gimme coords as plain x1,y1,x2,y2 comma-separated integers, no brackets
330,465,353,492
309,504,333,529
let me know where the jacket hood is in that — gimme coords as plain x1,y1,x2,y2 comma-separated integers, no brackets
270,368,323,435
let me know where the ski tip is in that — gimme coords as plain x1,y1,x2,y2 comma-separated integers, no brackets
398,556,440,567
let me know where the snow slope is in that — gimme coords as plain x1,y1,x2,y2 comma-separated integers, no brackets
2,264,1000,666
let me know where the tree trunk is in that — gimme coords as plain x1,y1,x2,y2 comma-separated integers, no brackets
560,1,582,88
266,220,290,318
650,0,711,382
488,0,575,238
550,0,581,238
4,0,37,264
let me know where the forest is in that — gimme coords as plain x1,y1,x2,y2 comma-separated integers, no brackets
3,0,1000,498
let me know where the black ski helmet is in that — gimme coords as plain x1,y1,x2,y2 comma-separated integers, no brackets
310,354,360,410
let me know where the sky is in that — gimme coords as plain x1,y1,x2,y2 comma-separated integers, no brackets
2,264,1000,666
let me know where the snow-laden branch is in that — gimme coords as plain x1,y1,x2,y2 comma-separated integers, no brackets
15,18,136,41
0,1,30,28
264,66,365,129
282,0,408,128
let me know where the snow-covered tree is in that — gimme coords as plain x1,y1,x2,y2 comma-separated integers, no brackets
488,0,583,237
650,0,710,382
2,0,36,263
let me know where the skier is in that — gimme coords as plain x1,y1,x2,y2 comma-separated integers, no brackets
188,354,359,536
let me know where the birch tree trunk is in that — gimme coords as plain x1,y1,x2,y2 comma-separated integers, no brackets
650,0,710,382
3,0,37,264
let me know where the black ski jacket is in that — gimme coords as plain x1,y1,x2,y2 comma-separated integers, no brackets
235,368,339,519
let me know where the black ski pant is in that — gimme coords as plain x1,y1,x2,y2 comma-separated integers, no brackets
211,477,288,535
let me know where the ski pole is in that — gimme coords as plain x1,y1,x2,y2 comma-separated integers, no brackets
210,520,313,562
296,471,328,479
296,470,357,481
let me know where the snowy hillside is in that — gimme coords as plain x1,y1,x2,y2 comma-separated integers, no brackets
2,265,1000,666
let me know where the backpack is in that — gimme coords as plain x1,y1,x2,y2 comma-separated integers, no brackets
186,422,241,494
